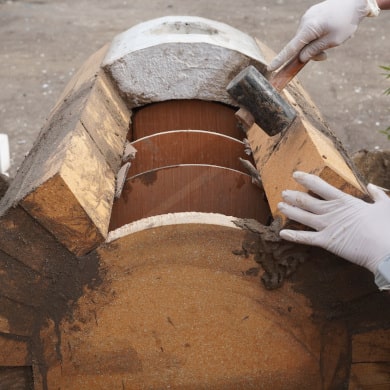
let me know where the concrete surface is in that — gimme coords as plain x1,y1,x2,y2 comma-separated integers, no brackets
0,0,389,177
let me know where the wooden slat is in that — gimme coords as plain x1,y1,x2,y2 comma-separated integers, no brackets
259,118,366,225
1,58,127,257
21,122,115,256
248,39,366,227
131,100,241,140
53,44,109,111
129,130,250,176
81,71,131,172
109,165,270,230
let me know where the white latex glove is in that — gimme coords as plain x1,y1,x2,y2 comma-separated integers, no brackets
268,0,380,71
277,171,390,274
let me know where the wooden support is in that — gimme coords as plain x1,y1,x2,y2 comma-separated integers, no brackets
80,71,130,172
0,49,130,257
239,40,367,225
129,130,251,176
260,118,366,222
0,74,129,256
131,100,242,141
109,165,270,231
20,122,115,256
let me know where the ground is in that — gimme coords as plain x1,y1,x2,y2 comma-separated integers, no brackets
0,0,388,177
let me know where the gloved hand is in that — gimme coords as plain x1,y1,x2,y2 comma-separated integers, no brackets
277,171,390,274
268,0,380,71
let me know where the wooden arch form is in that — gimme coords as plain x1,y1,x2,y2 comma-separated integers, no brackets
0,16,389,389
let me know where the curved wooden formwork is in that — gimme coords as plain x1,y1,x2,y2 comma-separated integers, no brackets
0,15,389,390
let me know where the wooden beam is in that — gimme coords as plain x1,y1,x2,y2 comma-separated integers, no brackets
260,118,366,223
239,39,366,225
80,71,131,172
21,122,115,256
129,130,251,176
0,52,129,257
109,165,270,230
131,100,241,140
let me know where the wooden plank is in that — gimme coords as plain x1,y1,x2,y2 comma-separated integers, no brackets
0,334,30,366
1,52,120,257
260,118,366,224
247,39,366,226
81,71,131,172
53,44,109,112
245,122,282,169
109,165,270,230
132,100,242,140
21,122,115,256
129,130,251,176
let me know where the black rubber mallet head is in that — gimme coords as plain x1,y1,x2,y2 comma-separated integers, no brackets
227,56,307,136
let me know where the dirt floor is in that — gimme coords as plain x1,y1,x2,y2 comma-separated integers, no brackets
0,0,389,178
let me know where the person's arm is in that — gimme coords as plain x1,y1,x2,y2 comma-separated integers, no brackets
268,0,385,71
377,0,390,10
277,171,390,290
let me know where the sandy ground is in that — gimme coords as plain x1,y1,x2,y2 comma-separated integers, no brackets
0,0,389,177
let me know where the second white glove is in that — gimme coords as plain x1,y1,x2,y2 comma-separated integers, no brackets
278,171,390,274
268,0,380,71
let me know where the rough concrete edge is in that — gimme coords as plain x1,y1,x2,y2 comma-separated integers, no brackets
102,15,266,67
107,212,241,242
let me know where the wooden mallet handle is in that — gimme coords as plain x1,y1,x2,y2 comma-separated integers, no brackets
269,56,307,92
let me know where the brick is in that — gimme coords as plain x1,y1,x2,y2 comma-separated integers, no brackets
80,71,131,172
21,122,115,256
260,117,366,224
